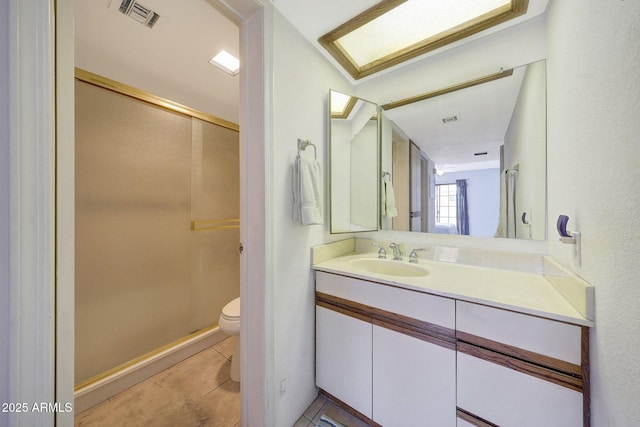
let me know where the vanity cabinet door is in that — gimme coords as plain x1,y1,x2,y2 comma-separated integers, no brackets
316,306,372,418
373,325,456,427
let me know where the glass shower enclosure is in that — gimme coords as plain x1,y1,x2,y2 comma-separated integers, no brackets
74,72,240,384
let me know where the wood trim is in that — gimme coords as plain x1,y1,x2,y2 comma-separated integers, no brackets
319,389,382,427
373,317,456,351
318,0,528,80
582,326,591,427
75,68,240,132
456,408,499,427
318,0,407,43
381,69,514,110
316,292,456,350
457,341,583,393
456,330,582,377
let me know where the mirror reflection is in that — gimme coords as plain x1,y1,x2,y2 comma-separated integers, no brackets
380,60,546,240
329,90,380,234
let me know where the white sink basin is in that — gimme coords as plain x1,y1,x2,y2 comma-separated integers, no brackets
348,258,429,277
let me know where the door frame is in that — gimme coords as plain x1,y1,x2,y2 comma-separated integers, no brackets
51,0,273,425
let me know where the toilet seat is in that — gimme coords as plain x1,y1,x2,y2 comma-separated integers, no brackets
221,297,240,321
218,297,241,382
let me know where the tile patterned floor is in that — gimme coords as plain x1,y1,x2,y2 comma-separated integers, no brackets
75,338,240,427
75,337,360,427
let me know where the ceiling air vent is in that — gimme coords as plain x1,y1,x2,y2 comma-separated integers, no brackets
114,0,160,28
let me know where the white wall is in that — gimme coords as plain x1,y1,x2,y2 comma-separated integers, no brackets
270,10,354,427
436,169,500,238
350,120,378,228
0,1,10,421
546,1,640,425
330,120,351,230
504,60,546,240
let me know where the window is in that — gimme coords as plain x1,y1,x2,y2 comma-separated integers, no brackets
435,183,457,225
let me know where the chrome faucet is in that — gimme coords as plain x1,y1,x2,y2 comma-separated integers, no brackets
409,248,427,263
388,242,403,261
371,242,387,259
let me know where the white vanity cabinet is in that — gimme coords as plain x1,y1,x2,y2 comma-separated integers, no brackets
316,306,372,418
373,325,456,427
455,301,589,427
315,271,591,427
315,271,457,426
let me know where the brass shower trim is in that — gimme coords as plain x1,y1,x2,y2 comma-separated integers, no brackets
191,218,240,231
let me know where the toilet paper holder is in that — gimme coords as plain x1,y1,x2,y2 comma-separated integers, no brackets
557,215,581,265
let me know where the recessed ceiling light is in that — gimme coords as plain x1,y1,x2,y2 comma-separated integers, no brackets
208,50,240,76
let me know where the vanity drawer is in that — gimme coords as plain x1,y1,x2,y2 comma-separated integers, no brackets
457,351,584,426
456,301,582,365
316,271,455,329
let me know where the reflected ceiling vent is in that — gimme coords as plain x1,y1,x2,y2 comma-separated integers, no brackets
111,0,160,28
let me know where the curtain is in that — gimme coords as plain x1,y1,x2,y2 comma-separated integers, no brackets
456,179,469,235
494,169,518,238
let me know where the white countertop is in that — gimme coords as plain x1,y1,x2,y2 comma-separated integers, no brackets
313,252,593,327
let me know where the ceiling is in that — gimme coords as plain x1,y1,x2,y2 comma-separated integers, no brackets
75,0,548,169
383,66,526,172
75,0,240,124
275,0,549,171
273,0,549,84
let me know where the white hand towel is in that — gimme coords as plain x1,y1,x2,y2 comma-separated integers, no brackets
292,156,323,225
383,180,398,217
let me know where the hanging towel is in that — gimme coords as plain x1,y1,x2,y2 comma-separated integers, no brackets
292,155,324,225
494,168,517,238
383,180,398,217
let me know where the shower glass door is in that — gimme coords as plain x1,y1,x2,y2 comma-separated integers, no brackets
74,75,239,384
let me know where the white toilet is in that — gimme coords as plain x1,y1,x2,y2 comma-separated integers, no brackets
218,297,241,382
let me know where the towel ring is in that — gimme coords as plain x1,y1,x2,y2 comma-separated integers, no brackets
298,138,317,159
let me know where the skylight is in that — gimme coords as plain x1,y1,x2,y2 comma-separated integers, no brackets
330,91,357,119
319,0,528,80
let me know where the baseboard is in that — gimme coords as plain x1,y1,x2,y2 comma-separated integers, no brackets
74,326,227,414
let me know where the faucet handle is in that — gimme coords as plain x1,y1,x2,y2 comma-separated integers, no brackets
371,243,387,259
408,248,427,263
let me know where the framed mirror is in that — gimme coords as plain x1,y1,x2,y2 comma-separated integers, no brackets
329,89,380,234
380,60,546,240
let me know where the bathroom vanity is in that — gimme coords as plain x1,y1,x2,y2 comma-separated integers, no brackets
312,240,593,427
